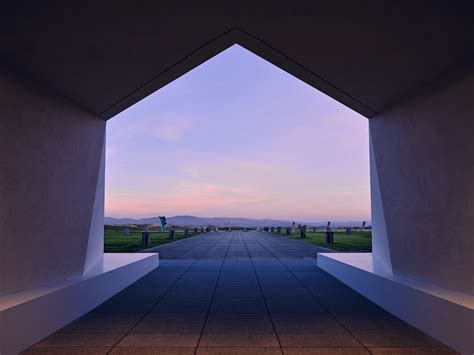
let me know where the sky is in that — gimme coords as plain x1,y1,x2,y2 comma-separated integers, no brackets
105,45,370,222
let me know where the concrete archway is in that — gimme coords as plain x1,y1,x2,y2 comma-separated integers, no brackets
0,2,472,353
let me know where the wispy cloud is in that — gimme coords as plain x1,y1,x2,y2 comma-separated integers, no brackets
146,112,195,141
105,184,274,218
109,111,197,143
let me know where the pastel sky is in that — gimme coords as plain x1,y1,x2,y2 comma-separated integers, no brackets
105,45,370,222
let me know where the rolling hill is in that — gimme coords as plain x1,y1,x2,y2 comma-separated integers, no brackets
104,215,369,228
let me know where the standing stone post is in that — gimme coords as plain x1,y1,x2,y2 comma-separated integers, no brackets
184,229,189,237
123,227,129,236
194,227,198,233
325,231,334,245
270,226,274,233
299,225,307,238
326,221,333,245
346,227,352,235
277,226,281,233
286,227,292,235
168,229,176,240
141,231,150,246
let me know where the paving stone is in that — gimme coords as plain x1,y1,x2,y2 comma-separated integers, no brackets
282,348,369,354
308,288,386,314
256,272,295,279
296,275,345,287
58,313,141,333
175,280,218,288
305,286,362,299
367,348,457,354
179,272,220,280
93,299,156,314
197,348,283,355
219,272,258,280
285,266,319,273
132,313,206,333
319,300,386,314
272,314,347,333
199,333,280,347
152,297,211,313
258,279,301,287
278,333,361,347
22,347,112,354
354,333,445,347
166,285,216,298
292,271,327,278
102,286,169,304
217,277,260,287
221,266,254,273
261,287,312,299
214,286,263,298
116,333,200,347
335,314,418,333
265,298,327,314
33,333,123,347
204,314,274,333
254,265,288,272
110,347,195,355
210,298,267,314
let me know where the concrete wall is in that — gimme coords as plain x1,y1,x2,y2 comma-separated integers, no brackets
370,67,474,295
84,141,105,273
369,133,392,274
0,70,106,295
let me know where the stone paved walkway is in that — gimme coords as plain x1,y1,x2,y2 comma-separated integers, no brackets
25,231,455,354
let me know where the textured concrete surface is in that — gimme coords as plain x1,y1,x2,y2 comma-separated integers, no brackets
1,2,472,118
24,232,454,354
0,69,106,295
370,67,474,294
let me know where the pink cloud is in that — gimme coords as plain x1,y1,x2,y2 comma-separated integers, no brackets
105,179,274,217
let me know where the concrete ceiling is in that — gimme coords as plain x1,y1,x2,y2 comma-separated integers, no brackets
1,1,472,119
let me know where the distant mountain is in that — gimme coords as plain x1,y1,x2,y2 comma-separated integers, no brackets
104,215,369,228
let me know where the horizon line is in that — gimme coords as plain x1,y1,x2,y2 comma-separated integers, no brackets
105,214,371,222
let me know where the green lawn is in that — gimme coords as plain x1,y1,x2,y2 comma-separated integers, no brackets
273,230,372,252
104,229,201,253
104,226,371,253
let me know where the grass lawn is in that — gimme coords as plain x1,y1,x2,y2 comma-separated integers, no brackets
104,229,201,253
273,230,372,252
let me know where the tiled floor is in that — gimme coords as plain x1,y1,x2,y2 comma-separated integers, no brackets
24,231,456,354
